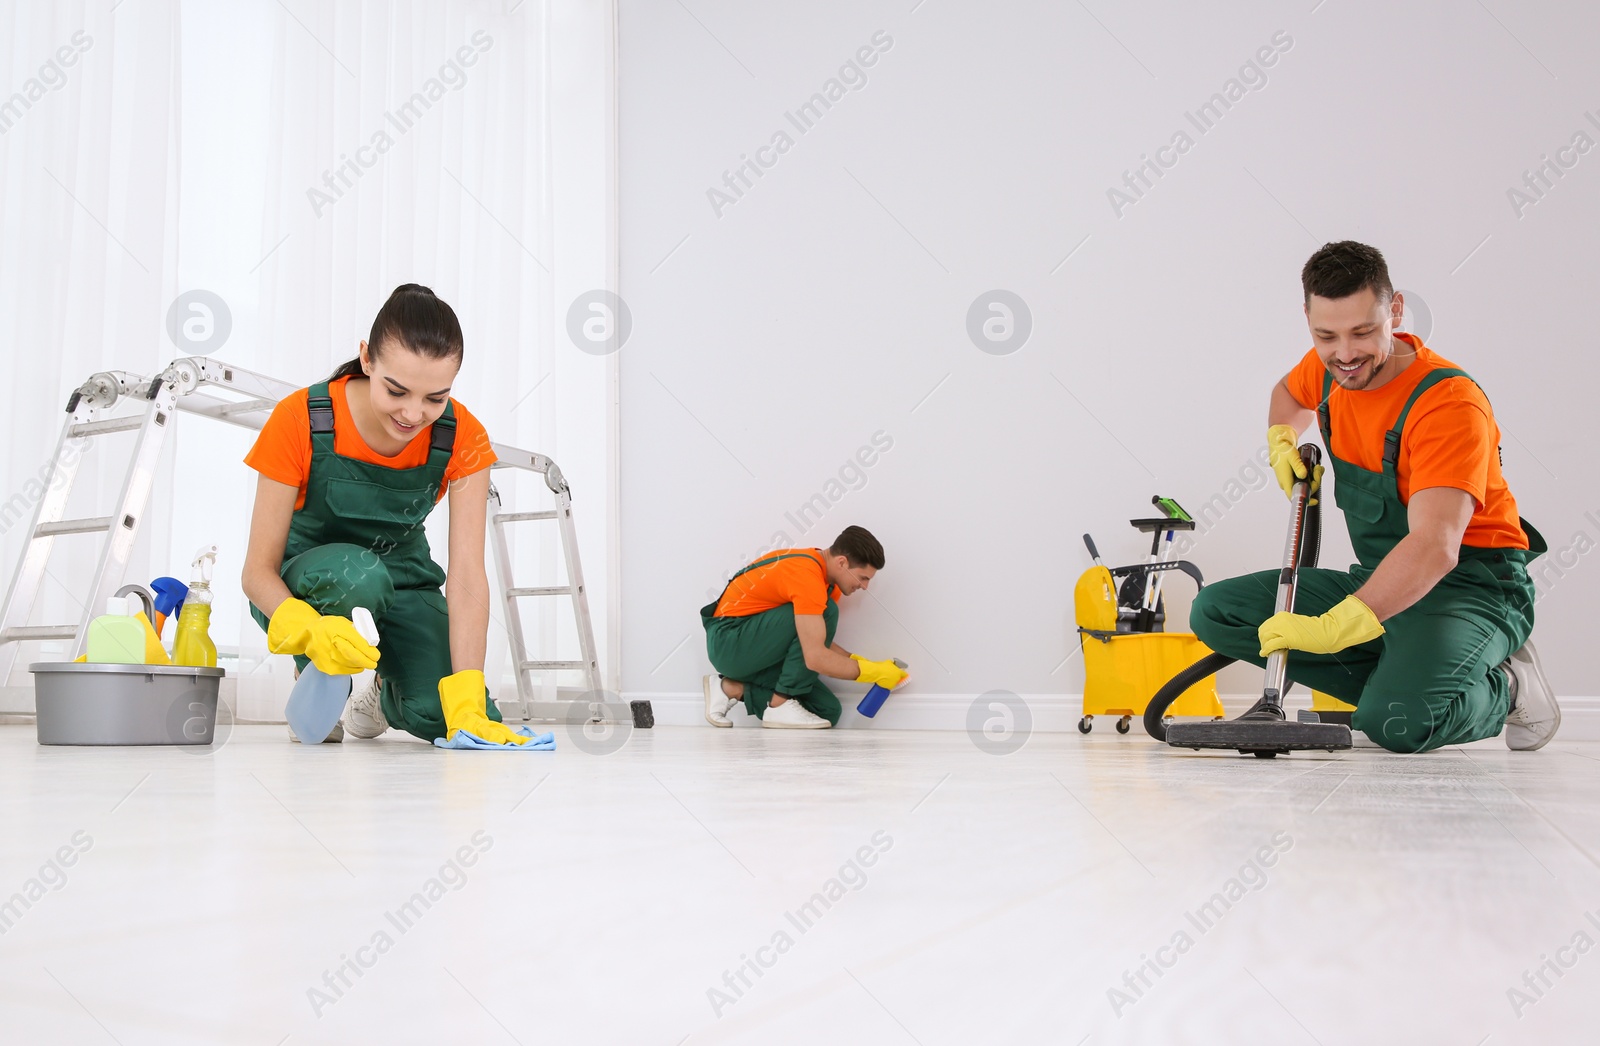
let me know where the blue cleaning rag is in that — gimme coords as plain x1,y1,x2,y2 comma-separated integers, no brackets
433,726,556,751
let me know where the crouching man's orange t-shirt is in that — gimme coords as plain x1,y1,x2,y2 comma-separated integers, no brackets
1284,332,1526,550
714,549,842,618
243,375,497,510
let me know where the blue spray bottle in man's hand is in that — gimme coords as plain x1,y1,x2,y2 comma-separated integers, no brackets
856,659,908,719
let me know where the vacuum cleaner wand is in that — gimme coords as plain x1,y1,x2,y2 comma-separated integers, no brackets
1159,443,1352,757
1259,444,1319,711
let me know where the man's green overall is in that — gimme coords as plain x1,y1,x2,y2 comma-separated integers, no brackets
249,381,502,741
1190,367,1545,753
700,553,843,725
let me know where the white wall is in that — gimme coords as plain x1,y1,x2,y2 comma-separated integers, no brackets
618,0,1600,721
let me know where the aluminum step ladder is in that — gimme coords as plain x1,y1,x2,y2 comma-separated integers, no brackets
485,448,648,726
0,371,176,698
0,356,646,727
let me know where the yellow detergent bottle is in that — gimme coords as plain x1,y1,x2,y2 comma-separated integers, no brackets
172,545,219,668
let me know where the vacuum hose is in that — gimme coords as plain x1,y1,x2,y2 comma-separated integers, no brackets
1142,445,1323,741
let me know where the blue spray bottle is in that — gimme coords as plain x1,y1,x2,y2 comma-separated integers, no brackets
856,659,908,718
284,607,379,744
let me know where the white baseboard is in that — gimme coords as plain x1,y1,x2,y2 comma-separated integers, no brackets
7,678,1592,741
626,691,1600,741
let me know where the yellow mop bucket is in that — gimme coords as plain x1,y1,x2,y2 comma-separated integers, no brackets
1311,690,1356,722
1074,566,1223,734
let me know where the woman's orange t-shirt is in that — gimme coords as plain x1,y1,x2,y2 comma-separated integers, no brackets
714,549,842,618
243,376,497,511
1285,333,1526,549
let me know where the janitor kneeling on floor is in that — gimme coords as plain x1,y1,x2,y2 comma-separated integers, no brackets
1191,241,1559,753
242,284,530,746
701,526,908,729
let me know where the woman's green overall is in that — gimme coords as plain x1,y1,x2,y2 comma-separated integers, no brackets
250,382,502,741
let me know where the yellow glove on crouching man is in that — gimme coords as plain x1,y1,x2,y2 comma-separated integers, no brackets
267,597,380,675
1268,424,1323,506
438,669,530,745
1258,595,1385,657
852,654,909,689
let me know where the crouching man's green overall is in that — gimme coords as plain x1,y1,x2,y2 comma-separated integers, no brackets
700,554,843,725
249,381,502,742
1191,368,1545,753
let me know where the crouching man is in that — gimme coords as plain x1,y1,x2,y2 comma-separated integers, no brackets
701,526,909,729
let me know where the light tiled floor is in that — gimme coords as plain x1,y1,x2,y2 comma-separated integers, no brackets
0,721,1596,1044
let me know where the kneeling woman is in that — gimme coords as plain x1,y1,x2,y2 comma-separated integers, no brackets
242,284,528,745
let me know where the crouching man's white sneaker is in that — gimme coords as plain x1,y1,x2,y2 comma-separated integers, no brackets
761,699,831,729
1503,640,1559,751
704,675,736,728
343,671,387,739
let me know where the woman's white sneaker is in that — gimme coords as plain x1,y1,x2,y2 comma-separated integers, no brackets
761,700,830,729
704,674,736,727
344,671,387,738
288,720,344,743
1503,640,1559,751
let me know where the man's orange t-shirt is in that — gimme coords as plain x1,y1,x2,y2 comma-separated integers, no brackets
243,376,497,511
1284,333,1526,549
714,549,841,618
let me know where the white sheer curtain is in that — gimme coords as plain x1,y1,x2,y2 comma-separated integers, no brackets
0,0,182,702
245,0,618,707
0,0,618,712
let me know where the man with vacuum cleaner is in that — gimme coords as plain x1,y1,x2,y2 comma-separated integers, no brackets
1190,241,1559,753
701,526,908,729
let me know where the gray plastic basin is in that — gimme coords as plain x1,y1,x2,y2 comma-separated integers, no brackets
31,661,226,746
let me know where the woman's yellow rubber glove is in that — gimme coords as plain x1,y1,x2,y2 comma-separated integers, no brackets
1258,595,1384,656
852,654,909,689
267,597,380,675
1268,424,1323,505
438,669,529,745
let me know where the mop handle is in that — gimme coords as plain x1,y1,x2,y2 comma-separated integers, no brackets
1261,445,1322,700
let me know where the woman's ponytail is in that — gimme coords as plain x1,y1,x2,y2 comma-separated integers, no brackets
327,284,464,382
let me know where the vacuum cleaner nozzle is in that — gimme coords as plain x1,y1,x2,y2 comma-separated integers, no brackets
1165,716,1352,757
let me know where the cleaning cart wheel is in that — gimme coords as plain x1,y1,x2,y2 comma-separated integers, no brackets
1116,716,1132,734
1252,750,1278,758
1078,716,1093,734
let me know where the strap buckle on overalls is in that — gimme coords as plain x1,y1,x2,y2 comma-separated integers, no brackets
1382,430,1401,468
308,395,335,434
429,414,456,453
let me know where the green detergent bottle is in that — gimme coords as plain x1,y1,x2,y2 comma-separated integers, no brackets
172,545,218,669
86,596,145,664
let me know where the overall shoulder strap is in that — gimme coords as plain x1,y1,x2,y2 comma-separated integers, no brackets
729,551,815,582
1384,367,1470,468
427,398,457,464
306,381,334,435
1316,369,1334,446
305,381,337,463
710,551,821,611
